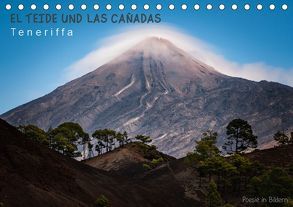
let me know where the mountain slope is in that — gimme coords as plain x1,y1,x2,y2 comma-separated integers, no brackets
1,37,293,157
0,119,194,207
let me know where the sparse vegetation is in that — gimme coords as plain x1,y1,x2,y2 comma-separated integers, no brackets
151,157,164,166
116,131,128,147
18,125,49,145
186,125,293,207
142,163,152,170
48,122,88,157
18,122,88,158
193,130,219,161
135,134,152,144
142,144,162,160
274,131,293,145
206,180,222,207
94,194,110,207
16,123,152,159
247,168,293,207
92,129,116,153
143,157,165,170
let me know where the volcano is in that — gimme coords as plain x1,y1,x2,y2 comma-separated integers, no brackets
2,37,293,157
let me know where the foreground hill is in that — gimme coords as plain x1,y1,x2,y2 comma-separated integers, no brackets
245,144,293,168
85,142,206,204
0,119,194,207
2,37,293,158
86,142,293,206
84,142,174,174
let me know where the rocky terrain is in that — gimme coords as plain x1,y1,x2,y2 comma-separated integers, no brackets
2,37,293,157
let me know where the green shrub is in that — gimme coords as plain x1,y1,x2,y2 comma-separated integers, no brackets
151,157,164,166
143,163,152,170
247,168,293,207
94,194,110,207
143,145,161,160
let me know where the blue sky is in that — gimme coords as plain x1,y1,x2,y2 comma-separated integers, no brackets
0,0,292,114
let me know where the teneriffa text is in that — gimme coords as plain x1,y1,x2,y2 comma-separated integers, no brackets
11,28,73,37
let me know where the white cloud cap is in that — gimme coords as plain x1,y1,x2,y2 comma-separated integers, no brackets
65,25,293,86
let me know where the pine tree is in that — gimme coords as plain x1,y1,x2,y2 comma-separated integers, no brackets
135,134,152,144
88,142,94,158
223,119,257,154
206,180,223,207
48,122,87,157
92,129,116,153
194,130,219,161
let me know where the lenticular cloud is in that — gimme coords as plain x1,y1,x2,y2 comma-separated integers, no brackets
65,24,293,86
